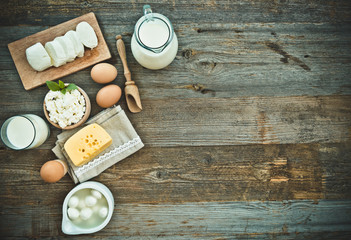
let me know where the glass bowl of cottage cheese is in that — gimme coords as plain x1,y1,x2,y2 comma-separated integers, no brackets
43,85,91,130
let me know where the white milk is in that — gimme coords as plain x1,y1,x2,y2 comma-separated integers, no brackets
139,20,170,48
6,116,34,149
1,114,49,150
131,11,178,70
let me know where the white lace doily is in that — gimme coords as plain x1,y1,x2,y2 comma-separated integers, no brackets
74,136,142,177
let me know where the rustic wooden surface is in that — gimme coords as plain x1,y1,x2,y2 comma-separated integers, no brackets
1,0,351,239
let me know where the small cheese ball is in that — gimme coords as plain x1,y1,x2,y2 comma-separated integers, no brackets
99,207,108,218
67,207,80,220
91,189,102,199
80,208,93,220
68,196,79,208
85,195,97,207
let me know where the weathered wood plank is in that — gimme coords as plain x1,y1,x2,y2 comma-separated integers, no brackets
1,142,350,204
1,95,350,148
1,21,351,98
130,95,351,146
1,200,351,238
2,0,351,26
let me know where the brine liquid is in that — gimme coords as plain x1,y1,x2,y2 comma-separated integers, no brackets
69,188,109,229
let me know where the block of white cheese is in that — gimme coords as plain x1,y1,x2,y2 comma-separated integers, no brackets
45,40,67,67
55,35,76,62
25,42,52,71
76,21,98,49
64,123,112,166
65,30,84,57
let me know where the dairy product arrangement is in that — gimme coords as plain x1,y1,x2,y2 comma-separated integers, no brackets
25,21,98,71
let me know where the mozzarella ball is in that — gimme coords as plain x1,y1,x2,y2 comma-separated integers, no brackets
67,207,80,220
91,190,102,199
80,208,93,220
85,195,97,207
68,196,79,208
98,207,108,218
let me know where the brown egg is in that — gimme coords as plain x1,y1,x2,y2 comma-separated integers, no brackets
91,63,118,84
96,84,122,108
40,160,67,183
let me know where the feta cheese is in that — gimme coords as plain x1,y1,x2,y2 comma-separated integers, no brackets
45,89,86,128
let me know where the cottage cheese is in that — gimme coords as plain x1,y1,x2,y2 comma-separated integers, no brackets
45,89,86,128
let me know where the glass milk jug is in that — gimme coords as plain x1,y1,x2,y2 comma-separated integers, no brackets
131,5,178,70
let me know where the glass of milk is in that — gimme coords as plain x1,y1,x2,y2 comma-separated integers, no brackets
1,114,50,150
131,5,178,70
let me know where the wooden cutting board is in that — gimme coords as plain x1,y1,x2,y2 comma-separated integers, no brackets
8,12,111,90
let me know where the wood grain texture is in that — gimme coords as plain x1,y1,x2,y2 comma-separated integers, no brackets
1,200,351,239
1,95,350,149
0,0,351,239
0,142,350,205
130,95,351,146
7,12,111,90
2,22,351,97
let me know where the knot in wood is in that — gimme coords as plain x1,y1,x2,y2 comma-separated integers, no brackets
182,49,193,59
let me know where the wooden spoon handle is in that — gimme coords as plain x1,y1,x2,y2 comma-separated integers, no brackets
116,35,132,82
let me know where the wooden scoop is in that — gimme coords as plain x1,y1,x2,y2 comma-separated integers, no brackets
116,35,142,113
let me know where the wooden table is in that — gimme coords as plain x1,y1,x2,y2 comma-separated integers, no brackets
1,0,351,239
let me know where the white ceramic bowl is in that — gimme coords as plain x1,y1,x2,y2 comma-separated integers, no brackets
61,181,114,235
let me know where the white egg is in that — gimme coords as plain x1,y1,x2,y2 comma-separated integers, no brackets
91,189,102,199
80,208,93,220
98,207,108,218
85,195,97,207
68,196,79,208
67,207,80,220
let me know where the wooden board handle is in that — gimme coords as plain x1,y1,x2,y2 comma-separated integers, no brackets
116,35,132,82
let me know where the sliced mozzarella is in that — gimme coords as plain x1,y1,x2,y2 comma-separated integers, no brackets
45,40,67,67
55,36,76,62
76,21,98,49
25,42,52,71
65,30,84,57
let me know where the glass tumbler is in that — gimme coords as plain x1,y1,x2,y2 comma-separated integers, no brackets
1,114,50,150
